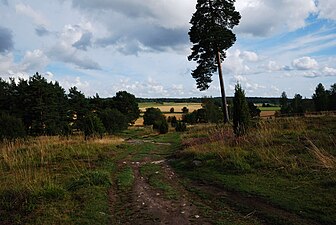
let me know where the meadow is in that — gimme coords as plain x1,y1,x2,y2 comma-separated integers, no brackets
0,113,335,224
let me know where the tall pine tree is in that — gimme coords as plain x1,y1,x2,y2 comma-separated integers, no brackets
188,0,240,123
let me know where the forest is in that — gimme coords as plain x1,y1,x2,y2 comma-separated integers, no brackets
0,73,140,140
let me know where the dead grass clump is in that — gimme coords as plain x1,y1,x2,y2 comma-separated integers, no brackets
307,139,336,169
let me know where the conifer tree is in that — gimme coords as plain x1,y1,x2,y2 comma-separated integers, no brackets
233,84,250,136
188,0,240,123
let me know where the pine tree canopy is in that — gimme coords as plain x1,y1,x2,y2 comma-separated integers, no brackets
188,0,240,90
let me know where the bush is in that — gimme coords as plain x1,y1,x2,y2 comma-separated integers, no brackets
0,113,26,141
182,107,189,114
233,84,250,136
171,116,177,127
98,108,128,134
183,110,198,124
175,121,187,132
143,107,163,126
153,118,168,134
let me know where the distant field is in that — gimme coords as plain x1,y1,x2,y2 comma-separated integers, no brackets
258,106,281,111
135,102,280,125
138,102,202,113
135,102,202,126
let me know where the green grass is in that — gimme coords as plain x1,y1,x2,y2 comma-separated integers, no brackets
116,166,134,191
172,116,336,224
140,163,178,199
0,136,120,225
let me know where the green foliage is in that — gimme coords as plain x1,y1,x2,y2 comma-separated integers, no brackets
98,108,128,134
182,106,189,114
82,113,105,139
248,102,261,118
329,83,336,110
170,116,177,127
290,94,305,115
203,98,222,123
68,86,90,130
280,91,289,114
233,84,250,136
143,107,164,126
175,121,187,132
188,0,241,91
112,91,140,124
183,110,198,124
153,119,169,134
312,83,328,111
0,113,26,140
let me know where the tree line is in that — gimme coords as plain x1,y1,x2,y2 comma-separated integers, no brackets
0,73,140,140
280,83,336,115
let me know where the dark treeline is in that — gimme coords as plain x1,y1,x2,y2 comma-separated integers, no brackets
0,73,140,140
280,83,336,115
137,97,281,105
136,96,315,106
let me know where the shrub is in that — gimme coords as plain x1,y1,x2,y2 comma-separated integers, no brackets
175,121,187,132
233,84,250,136
143,107,163,126
98,108,128,134
171,116,177,127
153,118,168,134
182,107,189,114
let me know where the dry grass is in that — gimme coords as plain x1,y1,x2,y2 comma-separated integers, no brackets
0,135,123,191
180,117,335,172
307,139,336,169
139,102,202,113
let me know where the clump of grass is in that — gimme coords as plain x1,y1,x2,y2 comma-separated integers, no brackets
67,171,111,191
307,139,336,169
116,166,134,191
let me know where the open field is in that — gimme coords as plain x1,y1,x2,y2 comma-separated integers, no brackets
139,102,202,113
1,116,335,224
258,106,281,111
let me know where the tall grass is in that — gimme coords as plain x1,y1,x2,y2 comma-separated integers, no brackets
0,135,123,224
180,117,336,172
0,135,122,192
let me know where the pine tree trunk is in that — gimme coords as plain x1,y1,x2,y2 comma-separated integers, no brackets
216,50,230,123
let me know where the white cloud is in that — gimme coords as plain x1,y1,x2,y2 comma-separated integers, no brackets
21,49,49,72
322,67,336,76
317,0,336,20
292,56,318,70
223,49,251,74
236,0,317,36
303,71,319,78
230,74,265,94
241,51,258,62
47,24,101,70
15,3,48,26
267,61,282,71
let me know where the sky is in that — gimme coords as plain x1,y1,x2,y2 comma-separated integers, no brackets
0,0,335,98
